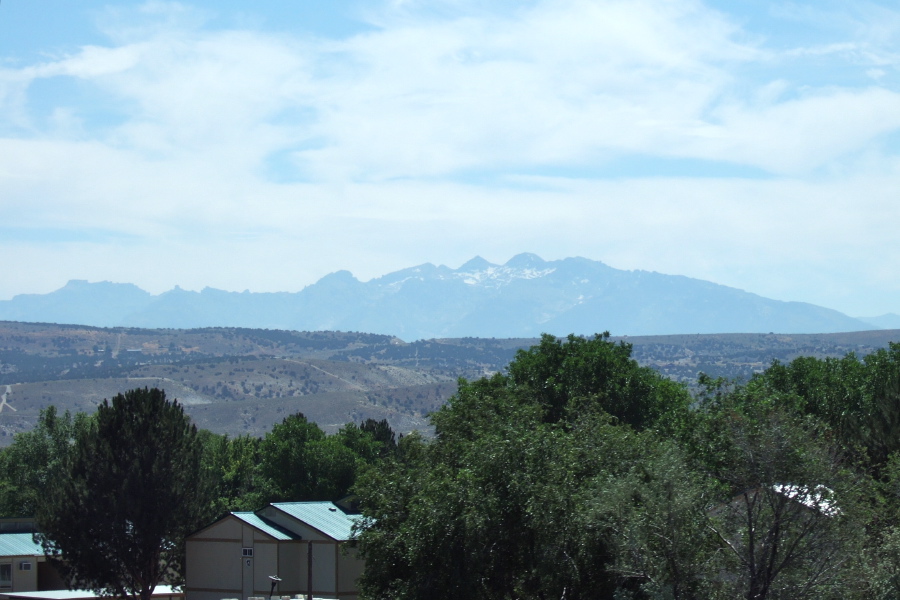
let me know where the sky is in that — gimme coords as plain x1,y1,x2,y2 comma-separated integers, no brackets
1,0,899,317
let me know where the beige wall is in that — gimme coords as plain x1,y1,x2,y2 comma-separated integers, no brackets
186,517,243,587
286,541,340,599
310,542,336,595
251,541,279,596
186,517,258,600
0,557,40,593
186,537,243,593
277,542,302,592
337,548,363,597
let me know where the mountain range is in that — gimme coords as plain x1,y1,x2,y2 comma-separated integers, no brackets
1,254,894,340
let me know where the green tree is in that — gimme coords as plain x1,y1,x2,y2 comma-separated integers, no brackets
0,407,91,517
305,435,362,500
357,400,718,600
35,388,209,600
507,332,691,429
354,334,707,600
863,453,900,599
864,523,900,600
690,391,868,600
334,422,384,464
352,433,429,599
748,345,900,473
258,412,327,500
198,431,265,514
359,418,398,458
578,431,722,599
354,335,890,600
258,413,383,502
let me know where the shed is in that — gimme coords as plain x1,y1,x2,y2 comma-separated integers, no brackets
185,503,363,600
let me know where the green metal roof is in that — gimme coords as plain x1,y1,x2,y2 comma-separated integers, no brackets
269,502,361,541
0,533,43,557
230,513,301,541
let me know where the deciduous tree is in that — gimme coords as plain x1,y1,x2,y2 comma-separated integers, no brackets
0,407,90,517
354,334,706,600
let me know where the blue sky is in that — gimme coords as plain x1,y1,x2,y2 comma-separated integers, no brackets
2,0,900,319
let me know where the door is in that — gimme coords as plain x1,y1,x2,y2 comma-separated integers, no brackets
242,556,253,600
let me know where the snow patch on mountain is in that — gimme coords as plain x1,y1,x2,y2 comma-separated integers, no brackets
452,265,557,286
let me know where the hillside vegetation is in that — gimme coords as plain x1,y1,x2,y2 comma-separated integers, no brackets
1,322,899,443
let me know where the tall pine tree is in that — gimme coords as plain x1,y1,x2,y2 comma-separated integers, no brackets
36,388,208,600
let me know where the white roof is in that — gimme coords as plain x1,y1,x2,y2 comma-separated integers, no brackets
772,484,840,516
0,586,182,600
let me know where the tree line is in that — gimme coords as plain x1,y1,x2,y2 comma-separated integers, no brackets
6,333,900,599
353,334,900,600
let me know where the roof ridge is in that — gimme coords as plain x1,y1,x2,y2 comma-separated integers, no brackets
231,512,302,541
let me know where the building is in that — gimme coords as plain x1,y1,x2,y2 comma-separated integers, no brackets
185,502,363,600
0,519,181,600
0,533,51,594
0,520,64,595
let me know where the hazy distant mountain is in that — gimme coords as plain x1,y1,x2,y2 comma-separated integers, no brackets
0,254,878,339
857,313,900,330
0,280,152,327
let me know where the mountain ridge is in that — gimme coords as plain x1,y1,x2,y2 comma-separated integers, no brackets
0,254,881,339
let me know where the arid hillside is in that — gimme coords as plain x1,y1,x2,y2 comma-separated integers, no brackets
1,321,898,444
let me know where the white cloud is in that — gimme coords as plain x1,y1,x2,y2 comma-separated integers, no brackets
687,87,900,173
296,0,758,179
5,0,897,180
2,0,900,316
